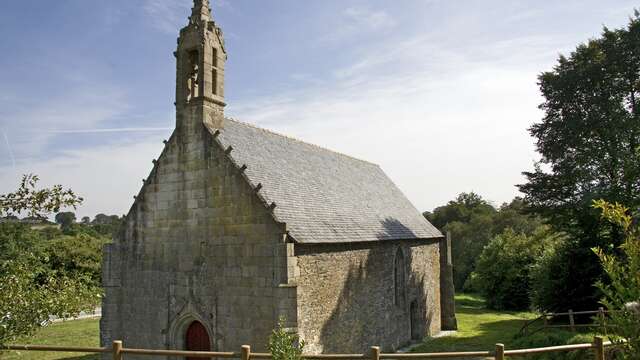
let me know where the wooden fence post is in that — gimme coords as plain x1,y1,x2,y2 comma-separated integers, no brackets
242,345,251,360
370,346,380,360
593,336,605,360
569,309,575,332
495,343,505,360
598,307,606,330
112,341,123,360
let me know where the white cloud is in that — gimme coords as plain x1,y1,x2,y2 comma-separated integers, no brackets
1,86,130,164
0,138,166,219
343,7,396,31
319,6,396,44
229,32,556,211
143,0,231,34
143,0,190,34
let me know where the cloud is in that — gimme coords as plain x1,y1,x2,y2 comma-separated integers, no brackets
45,128,172,134
1,130,16,170
143,0,190,34
319,6,396,44
229,32,558,211
343,7,396,31
0,137,165,219
1,86,130,165
142,0,231,34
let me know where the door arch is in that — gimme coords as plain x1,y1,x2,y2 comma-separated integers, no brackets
185,321,211,360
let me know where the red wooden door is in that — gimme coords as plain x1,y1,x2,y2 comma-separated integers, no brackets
186,321,211,360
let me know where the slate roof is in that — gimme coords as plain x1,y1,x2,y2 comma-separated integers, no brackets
212,119,443,244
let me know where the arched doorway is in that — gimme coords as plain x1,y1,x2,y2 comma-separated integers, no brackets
185,321,211,360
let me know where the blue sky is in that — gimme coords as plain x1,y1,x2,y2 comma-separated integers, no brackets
0,0,637,218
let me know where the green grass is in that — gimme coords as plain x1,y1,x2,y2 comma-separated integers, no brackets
413,294,597,355
1,318,100,360
413,293,537,353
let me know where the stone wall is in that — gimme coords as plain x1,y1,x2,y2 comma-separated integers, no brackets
100,108,292,358
295,240,442,353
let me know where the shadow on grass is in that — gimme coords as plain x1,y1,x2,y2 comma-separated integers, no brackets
455,295,485,309
411,294,533,354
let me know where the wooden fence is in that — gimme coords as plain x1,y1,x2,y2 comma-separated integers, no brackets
0,336,619,360
520,307,613,336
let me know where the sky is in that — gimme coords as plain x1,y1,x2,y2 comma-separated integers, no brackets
0,0,637,219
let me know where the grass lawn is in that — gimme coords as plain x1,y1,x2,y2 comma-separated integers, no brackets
1,318,100,360
412,293,537,353
413,294,597,356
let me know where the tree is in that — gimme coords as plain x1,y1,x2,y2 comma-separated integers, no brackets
81,216,91,225
518,13,640,311
0,174,83,218
593,200,640,358
425,193,498,289
0,175,96,345
473,226,564,310
54,212,76,232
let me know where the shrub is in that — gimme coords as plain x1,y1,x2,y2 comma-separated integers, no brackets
473,226,562,310
510,331,593,360
268,317,305,360
593,200,640,359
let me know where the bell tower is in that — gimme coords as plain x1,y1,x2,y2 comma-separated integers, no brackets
175,0,226,130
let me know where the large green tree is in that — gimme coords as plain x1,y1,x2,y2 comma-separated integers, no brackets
519,13,640,311
425,194,544,290
0,175,98,345
425,193,497,288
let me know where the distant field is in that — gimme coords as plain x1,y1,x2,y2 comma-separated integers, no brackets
2,318,100,360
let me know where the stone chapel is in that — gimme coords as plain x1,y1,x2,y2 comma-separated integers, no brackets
100,0,457,357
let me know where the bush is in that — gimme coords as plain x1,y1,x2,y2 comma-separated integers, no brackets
530,239,603,313
510,331,594,360
593,200,640,359
472,226,562,310
268,317,305,360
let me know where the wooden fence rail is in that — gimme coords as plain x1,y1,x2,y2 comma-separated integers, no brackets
0,336,619,360
520,307,615,336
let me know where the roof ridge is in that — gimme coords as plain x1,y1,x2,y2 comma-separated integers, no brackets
224,117,378,166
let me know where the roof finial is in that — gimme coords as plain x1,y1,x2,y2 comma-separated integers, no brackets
190,0,211,24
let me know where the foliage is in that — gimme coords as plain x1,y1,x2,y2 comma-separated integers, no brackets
90,214,123,238
0,175,83,219
593,200,640,359
268,317,305,360
44,234,107,284
0,260,99,345
425,193,497,288
529,239,605,312
518,12,640,312
55,212,76,233
473,226,563,310
0,175,101,345
509,331,594,360
425,194,545,290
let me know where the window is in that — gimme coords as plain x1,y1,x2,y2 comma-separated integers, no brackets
212,47,218,95
394,248,406,307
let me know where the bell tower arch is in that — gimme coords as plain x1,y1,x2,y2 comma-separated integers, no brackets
175,0,227,131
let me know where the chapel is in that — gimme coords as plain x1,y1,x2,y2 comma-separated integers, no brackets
100,1,456,357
